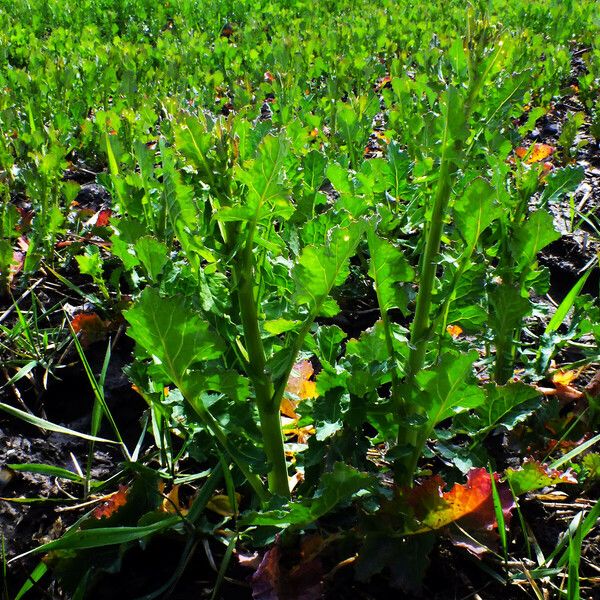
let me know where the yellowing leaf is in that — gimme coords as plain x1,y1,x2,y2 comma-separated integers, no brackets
207,493,241,516
282,360,317,419
552,370,578,386
515,143,555,164
446,324,463,338
160,484,189,515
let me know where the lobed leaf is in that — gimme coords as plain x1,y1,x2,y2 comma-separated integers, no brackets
124,288,224,385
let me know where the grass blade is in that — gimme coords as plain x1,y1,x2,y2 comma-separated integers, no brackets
545,270,591,335
0,401,115,443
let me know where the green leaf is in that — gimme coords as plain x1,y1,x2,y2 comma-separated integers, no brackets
263,319,302,336
307,325,347,369
453,178,500,248
234,133,291,221
488,283,531,341
440,86,467,153
386,141,412,200
124,288,224,385
75,246,103,279
367,228,414,314
293,222,364,316
474,382,540,433
185,369,250,403
416,351,485,431
310,462,375,519
241,463,374,528
134,236,169,282
505,459,577,496
160,141,198,251
511,211,560,272
174,115,213,175
16,517,179,558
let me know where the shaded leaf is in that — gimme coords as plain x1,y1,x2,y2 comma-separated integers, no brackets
511,211,560,272
93,485,129,519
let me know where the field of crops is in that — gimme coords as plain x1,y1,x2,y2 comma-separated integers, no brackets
1,0,600,598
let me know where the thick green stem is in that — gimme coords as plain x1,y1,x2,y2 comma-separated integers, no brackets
405,151,451,383
234,226,290,499
257,402,290,497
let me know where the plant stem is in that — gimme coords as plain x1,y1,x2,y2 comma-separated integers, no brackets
234,226,290,498
405,146,451,383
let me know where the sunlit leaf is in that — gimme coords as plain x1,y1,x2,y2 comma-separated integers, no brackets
71,312,109,346
511,210,560,272
282,360,317,419
124,288,224,385
515,143,554,164
446,324,463,338
405,468,513,533
415,351,485,431
367,228,413,314
453,178,500,249
582,453,600,480
505,459,577,495
293,222,364,317
234,133,291,221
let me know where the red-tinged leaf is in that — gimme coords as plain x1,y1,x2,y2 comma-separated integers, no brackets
515,143,555,164
543,434,591,456
71,312,109,346
505,459,577,496
250,538,324,600
17,236,29,252
406,468,514,533
584,370,600,398
83,208,112,228
95,209,112,227
10,250,24,276
16,208,34,229
252,546,281,600
93,484,129,519
536,370,584,404
375,75,392,91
